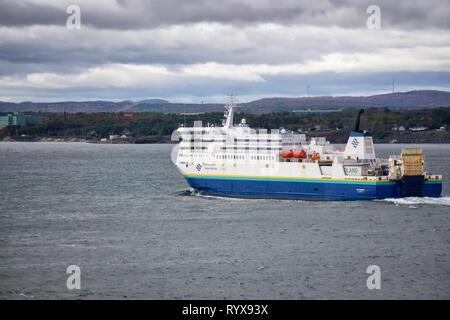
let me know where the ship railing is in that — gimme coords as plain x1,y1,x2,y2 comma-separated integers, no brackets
424,173,442,180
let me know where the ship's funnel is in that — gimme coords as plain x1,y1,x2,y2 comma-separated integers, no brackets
354,109,364,132
344,109,375,160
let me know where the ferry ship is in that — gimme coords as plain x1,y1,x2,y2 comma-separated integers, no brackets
173,96,442,200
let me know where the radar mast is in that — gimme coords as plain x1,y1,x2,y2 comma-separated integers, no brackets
224,93,237,129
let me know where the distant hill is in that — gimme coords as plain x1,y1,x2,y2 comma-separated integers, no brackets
0,90,449,114
136,99,170,105
244,90,450,110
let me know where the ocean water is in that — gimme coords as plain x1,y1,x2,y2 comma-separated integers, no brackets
0,142,449,299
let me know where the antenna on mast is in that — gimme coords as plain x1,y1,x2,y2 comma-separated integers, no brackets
392,73,395,93
228,92,235,105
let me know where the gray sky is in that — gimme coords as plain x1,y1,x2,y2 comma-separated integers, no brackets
0,0,449,102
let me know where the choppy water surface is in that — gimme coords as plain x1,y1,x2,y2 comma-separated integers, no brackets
0,142,449,299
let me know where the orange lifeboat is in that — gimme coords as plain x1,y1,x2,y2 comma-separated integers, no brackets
281,149,294,158
309,152,320,160
293,150,307,159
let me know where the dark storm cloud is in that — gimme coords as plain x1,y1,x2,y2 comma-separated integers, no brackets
0,1,65,26
0,0,449,29
1,20,445,73
111,0,450,30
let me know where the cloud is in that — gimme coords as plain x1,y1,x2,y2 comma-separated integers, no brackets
0,24,449,71
4,45,449,89
0,0,449,102
1,71,449,103
0,0,449,29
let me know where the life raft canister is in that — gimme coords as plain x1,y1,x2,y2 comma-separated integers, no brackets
309,152,320,160
281,149,294,158
293,150,307,159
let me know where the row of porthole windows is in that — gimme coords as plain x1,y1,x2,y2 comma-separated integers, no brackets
215,154,275,160
251,155,275,161
216,154,245,160
234,139,282,142
220,147,282,150
180,153,275,161
180,146,208,150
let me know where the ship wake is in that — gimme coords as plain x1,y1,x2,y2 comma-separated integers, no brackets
381,196,450,206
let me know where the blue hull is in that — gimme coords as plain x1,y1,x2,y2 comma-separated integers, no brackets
184,175,442,200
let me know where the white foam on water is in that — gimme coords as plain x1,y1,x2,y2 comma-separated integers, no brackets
193,192,270,202
185,188,249,201
381,197,450,206
188,189,304,203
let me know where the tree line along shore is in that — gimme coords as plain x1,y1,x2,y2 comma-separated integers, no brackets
1,107,449,144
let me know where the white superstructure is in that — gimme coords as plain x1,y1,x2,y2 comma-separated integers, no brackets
175,96,383,180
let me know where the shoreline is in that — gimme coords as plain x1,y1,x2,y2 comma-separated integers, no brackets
1,136,450,144
1,136,176,144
